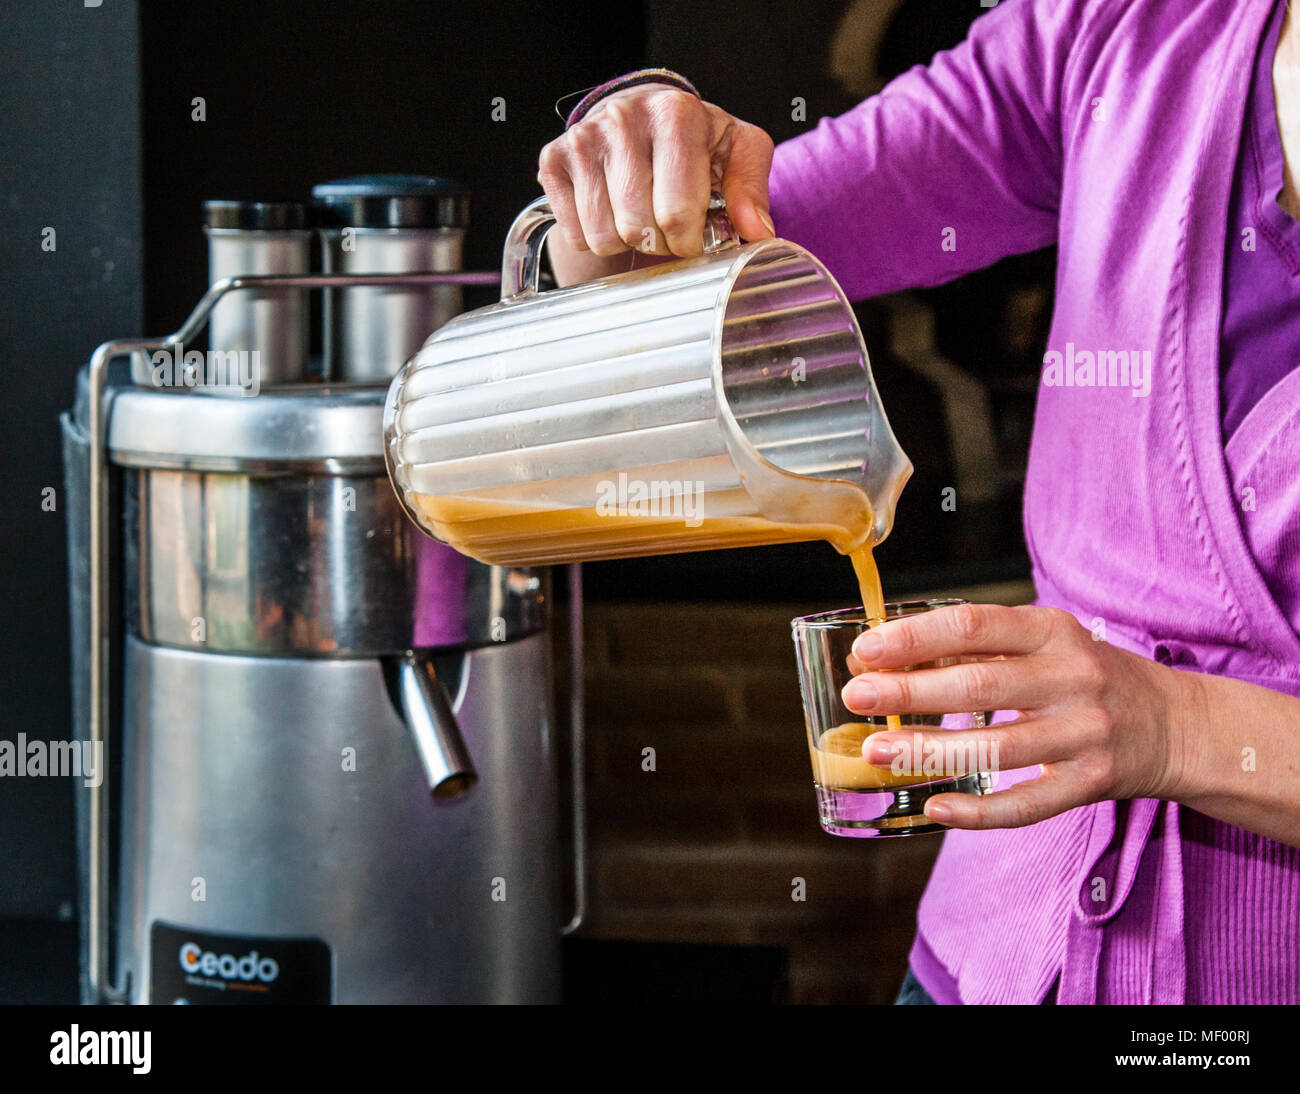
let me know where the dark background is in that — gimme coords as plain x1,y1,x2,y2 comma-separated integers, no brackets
0,0,1047,998
0,0,143,932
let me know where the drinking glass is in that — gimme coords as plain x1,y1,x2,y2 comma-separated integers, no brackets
791,600,992,838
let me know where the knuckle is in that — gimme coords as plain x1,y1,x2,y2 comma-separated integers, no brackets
651,87,698,115
739,120,775,154
537,143,568,186
616,221,653,250
1078,749,1116,795
565,123,602,160
959,662,999,708
893,621,924,662
656,205,697,237
1075,648,1108,697
985,729,1013,767
650,88,704,131
1041,606,1077,641
888,674,913,712
538,138,564,171
587,231,627,257
1004,795,1040,829
596,97,637,136
951,602,987,643
1081,703,1117,742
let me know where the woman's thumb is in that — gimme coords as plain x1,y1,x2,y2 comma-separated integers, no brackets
721,123,776,241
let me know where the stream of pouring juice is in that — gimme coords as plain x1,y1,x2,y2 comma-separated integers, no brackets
846,546,904,738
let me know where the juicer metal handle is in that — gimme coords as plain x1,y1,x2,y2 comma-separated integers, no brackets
501,194,738,301
561,563,587,936
84,269,499,1003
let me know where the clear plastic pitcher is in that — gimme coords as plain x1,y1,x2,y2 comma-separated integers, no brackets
383,196,911,566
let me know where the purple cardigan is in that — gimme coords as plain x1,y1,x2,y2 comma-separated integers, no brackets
769,0,1300,1003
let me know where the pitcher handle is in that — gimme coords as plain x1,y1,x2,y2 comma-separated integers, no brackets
501,194,737,302
501,196,557,301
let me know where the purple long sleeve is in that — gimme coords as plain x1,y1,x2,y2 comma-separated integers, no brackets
768,0,1088,299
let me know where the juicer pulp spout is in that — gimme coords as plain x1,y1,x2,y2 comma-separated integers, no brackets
396,654,477,801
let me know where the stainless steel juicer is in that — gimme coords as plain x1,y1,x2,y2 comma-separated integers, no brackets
61,177,584,1004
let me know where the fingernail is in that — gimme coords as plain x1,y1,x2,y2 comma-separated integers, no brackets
864,735,898,765
844,679,877,709
925,800,953,823
853,631,883,662
757,208,775,236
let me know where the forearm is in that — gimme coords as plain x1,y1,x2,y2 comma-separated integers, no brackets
1166,668,1300,848
766,0,1091,299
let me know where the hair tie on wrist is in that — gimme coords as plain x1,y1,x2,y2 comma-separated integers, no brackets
562,68,700,130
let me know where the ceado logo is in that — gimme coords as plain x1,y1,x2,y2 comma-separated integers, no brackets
179,941,280,983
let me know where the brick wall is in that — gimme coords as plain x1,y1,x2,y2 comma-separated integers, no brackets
556,579,1034,1004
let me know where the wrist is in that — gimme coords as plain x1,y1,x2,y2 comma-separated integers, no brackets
564,68,699,129
1153,663,1214,804
581,83,676,122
